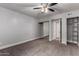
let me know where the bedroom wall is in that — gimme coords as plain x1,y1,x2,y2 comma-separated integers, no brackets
0,7,40,49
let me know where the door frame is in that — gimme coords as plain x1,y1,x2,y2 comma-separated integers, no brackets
67,16,79,44
51,18,62,42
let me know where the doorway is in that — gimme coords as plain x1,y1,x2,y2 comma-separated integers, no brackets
43,21,49,37
39,21,49,39
67,17,79,44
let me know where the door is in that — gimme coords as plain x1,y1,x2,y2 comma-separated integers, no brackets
52,19,61,41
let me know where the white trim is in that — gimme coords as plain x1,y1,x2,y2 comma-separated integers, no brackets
61,40,67,45
67,40,78,44
0,37,41,50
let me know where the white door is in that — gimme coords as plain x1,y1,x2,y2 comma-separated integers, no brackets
52,21,57,40
52,19,60,40
56,20,60,40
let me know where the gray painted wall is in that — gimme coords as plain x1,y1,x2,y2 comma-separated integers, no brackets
0,7,40,47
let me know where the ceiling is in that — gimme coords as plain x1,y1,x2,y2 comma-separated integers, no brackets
0,3,79,19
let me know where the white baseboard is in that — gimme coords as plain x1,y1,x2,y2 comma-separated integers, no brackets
0,37,41,50
67,40,78,44
61,40,67,45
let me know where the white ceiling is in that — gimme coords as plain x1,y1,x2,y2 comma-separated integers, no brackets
0,3,79,19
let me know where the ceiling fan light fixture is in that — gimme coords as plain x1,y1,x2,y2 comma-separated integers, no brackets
41,4,48,13
33,3,57,13
41,7,45,12
45,8,48,13
41,7,48,13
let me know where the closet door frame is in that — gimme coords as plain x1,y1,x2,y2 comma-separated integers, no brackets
52,18,62,42
67,17,79,45
43,21,49,37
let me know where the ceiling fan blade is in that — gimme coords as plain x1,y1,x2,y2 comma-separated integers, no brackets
33,7,41,9
50,3,58,6
48,8,55,12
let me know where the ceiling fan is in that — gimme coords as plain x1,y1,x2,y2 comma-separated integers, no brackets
33,3,58,13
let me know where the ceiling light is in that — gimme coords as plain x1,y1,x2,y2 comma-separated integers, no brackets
45,8,48,13
41,4,48,13
41,6,45,13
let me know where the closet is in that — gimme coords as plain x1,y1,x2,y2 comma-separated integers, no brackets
39,21,49,37
43,21,49,37
67,17,79,44
39,22,43,37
